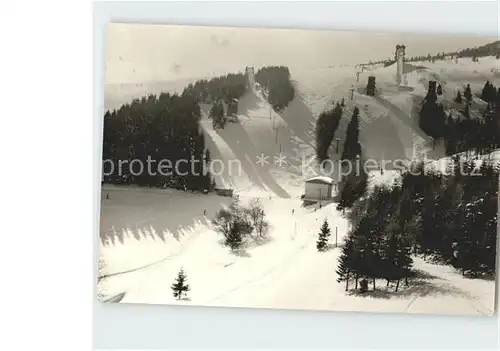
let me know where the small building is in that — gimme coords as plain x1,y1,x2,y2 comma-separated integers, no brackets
304,176,334,201
215,188,234,197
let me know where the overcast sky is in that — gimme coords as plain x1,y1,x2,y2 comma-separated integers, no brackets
106,23,496,84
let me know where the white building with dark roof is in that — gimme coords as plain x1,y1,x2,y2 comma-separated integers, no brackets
304,176,334,201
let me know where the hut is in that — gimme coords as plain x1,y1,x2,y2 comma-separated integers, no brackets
304,176,334,201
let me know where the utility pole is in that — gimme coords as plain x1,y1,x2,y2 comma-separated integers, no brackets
335,226,338,247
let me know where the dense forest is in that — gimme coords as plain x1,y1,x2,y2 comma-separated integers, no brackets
336,106,368,211
182,73,247,104
338,159,498,292
315,100,368,211
102,65,296,189
315,102,343,162
102,93,213,191
337,48,499,290
255,66,295,111
418,79,500,155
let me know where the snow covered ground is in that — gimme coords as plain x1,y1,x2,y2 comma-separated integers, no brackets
98,185,496,316
99,56,498,316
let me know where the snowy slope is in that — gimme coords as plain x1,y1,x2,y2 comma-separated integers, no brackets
98,187,495,315
100,56,499,316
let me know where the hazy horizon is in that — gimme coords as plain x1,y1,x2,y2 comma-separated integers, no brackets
106,23,496,85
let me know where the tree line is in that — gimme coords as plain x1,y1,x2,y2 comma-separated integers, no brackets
315,100,368,210
315,102,344,162
102,92,214,191
419,80,500,155
374,40,499,68
336,105,368,211
337,158,498,294
183,73,247,105
102,65,296,189
254,66,295,112
404,41,499,63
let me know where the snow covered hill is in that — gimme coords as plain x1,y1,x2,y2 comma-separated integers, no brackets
98,185,495,315
100,56,499,316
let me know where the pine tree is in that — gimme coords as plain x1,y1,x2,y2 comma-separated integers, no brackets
355,215,384,290
437,84,443,96
454,90,463,104
340,97,345,107
315,104,343,162
464,84,473,103
366,76,376,96
317,219,331,251
211,100,226,129
419,82,446,139
171,268,190,300
341,107,361,161
480,81,497,104
225,221,243,251
336,235,355,290
462,103,471,119
480,81,491,102
426,81,438,104
383,231,400,286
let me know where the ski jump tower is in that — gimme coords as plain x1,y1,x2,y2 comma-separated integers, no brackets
245,66,255,88
395,44,406,85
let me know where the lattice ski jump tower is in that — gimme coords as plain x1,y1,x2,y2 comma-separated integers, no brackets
395,44,406,85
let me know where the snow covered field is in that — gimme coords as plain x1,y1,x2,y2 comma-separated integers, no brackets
99,55,498,316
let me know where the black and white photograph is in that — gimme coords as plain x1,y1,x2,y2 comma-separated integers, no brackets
97,23,499,316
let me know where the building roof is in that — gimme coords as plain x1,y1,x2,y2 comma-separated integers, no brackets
305,176,334,185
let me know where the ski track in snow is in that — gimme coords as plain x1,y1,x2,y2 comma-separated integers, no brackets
99,56,499,315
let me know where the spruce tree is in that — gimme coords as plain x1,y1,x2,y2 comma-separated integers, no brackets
355,215,384,290
317,219,331,251
419,82,446,139
340,97,345,107
437,84,443,96
462,103,471,119
336,235,355,291
480,81,491,102
464,84,473,103
395,240,413,289
454,90,463,104
315,104,343,162
480,81,497,104
171,268,190,300
383,231,400,286
225,221,243,251
341,107,361,161
366,76,376,96
337,161,368,211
